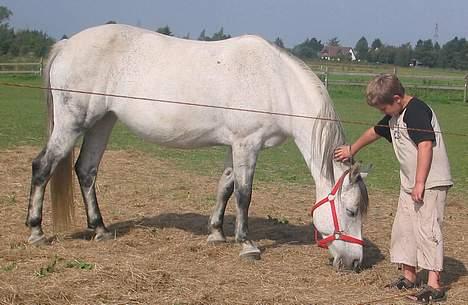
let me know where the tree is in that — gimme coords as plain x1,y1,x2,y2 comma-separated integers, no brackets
371,38,383,49
328,37,340,47
292,37,323,59
0,24,14,55
414,39,437,67
105,20,117,24
0,6,14,55
211,27,231,41
8,29,55,57
274,37,285,48
354,36,369,61
156,25,172,36
439,37,468,70
394,43,412,66
198,29,208,41
0,6,12,25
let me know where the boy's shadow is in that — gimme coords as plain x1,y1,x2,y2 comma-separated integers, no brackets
417,257,467,288
443,256,467,287
72,212,384,268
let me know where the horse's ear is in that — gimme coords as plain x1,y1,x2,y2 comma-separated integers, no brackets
360,163,373,178
349,162,361,184
350,162,373,183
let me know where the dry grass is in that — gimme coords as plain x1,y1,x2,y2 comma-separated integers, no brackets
0,147,467,305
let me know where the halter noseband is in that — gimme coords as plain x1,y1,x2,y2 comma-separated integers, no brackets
309,170,364,249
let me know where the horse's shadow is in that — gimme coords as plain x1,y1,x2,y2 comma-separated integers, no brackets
72,212,384,269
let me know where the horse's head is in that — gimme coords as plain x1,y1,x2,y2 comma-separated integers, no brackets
312,162,369,272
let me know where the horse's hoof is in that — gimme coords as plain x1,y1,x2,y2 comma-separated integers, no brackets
94,231,114,241
207,232,227,244
239,241,261,260
28,234,47,245
240,250,261,260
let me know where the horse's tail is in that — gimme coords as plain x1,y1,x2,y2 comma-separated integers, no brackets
45,40,76,232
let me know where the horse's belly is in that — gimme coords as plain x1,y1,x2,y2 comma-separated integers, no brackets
114,106,226,148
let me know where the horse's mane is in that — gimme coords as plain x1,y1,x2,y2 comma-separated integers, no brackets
271,44,346,183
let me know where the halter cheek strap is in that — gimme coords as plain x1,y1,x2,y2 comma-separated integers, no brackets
309,170,364,249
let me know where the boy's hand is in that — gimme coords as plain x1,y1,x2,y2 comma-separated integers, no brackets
334,145,352,162
411,182,425,204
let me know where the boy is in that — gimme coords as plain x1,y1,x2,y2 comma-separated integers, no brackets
334,74,452,303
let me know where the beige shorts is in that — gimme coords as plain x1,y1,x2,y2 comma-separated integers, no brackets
390,187,448,271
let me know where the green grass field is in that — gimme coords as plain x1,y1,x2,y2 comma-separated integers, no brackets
1,73,467,197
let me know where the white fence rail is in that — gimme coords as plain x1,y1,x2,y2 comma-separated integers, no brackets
0,59,43,75
315,68,468,102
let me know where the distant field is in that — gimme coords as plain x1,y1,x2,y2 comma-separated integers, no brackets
0,72,467,196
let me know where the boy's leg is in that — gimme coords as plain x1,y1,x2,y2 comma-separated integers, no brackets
428,270,441,289
415,187,447,286
406,187,448,303
387,190,418,287
403,264,417,283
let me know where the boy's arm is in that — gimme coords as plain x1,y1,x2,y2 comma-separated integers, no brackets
334,127,381,161
412,140,433,203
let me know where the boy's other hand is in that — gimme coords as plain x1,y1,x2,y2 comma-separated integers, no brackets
334,145,352,162
412,182,425,204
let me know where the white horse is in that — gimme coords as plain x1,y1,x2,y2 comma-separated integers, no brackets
26,24,368,270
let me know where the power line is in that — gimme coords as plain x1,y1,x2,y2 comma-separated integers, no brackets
1,81,467,138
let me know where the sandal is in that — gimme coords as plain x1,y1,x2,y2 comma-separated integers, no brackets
384,276,415,289
407,285,447,304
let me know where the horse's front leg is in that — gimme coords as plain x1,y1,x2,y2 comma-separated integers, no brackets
232,142,261,260
208,148,234,243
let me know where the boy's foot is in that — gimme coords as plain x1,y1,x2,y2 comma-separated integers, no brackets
407,285,446,304
384,276,415,289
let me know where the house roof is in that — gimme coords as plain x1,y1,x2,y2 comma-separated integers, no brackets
320,46,353,57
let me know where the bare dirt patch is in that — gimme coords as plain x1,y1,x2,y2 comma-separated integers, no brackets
1,147,467,305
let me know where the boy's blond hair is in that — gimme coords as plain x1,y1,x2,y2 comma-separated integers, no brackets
366,73,405,106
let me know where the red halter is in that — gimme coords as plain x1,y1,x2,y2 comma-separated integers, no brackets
309,170,364,249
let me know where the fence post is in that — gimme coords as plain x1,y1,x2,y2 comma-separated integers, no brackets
464,75,468,103
39,57,43,76
393,66,398,75
324,65,329,89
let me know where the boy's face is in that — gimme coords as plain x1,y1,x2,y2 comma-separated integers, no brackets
374,95,404,116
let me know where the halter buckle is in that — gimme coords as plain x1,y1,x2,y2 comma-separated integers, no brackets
327,194,335,201
334,232,342,240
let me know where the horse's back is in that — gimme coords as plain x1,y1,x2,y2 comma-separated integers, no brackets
49,24,295,148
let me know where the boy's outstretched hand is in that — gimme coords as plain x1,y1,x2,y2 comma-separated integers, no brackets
334,145,352,162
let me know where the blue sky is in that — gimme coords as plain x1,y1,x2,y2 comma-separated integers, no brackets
2,0,468,48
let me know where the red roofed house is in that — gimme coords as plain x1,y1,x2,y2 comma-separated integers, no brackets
320,46,357,61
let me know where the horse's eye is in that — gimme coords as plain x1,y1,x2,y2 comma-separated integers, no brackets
346,208,358,217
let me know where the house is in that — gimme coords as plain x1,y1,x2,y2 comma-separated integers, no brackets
320,46,357,61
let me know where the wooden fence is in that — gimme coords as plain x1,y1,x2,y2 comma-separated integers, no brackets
314,65,468,102
0,59,43,75
1,59,466,102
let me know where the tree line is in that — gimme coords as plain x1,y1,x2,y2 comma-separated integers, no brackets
160,26,468,70
1,5,467,70
0,7,54,58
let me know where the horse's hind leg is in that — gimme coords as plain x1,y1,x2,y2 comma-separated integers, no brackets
26,127,82,244
231,141,262,259
207,147,234,243
74,113,117,241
